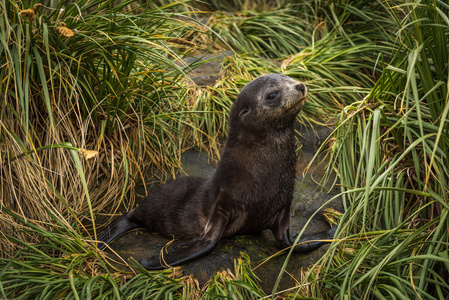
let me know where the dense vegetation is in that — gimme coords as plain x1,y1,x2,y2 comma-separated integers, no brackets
0,0,448,298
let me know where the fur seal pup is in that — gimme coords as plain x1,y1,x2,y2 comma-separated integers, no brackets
97,74,337,269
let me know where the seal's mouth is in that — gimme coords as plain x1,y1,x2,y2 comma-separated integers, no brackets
285,95,306,113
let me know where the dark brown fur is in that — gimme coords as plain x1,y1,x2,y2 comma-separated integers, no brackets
97,74,336,269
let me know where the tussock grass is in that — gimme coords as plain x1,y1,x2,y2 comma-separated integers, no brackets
187,0,395,59
2,0,448,298
0,0,198,253
202,8,313,58
158,0,287,12
297,1,449,298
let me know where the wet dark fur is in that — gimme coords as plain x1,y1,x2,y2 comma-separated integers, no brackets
97,74,336,269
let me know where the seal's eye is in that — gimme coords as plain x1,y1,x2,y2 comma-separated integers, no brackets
266,91,278,101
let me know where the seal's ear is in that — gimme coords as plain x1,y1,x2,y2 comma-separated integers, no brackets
238,107,250,118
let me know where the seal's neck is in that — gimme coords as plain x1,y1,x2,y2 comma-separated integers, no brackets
226,123,296,150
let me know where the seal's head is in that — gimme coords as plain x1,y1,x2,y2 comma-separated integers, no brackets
231,74,307,130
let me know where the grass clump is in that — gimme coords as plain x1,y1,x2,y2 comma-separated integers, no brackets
297,1,449,298
202,8,314,58
187,0,395,59
0,0,198,252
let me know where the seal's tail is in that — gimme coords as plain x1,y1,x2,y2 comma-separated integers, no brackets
96,214,141,250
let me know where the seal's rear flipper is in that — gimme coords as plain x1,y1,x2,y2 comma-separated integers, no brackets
97,215,141,250
138,237,219,270
293,225,337,252
139,192,230,269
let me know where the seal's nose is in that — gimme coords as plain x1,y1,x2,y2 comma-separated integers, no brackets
295,83,306,94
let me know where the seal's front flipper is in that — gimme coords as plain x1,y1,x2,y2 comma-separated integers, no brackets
139,192,230,270
97,214,141,250
293,225,337,252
